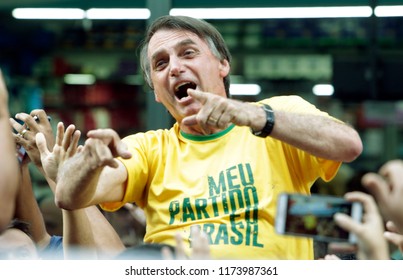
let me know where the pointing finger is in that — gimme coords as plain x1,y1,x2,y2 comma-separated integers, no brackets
187,89,208,104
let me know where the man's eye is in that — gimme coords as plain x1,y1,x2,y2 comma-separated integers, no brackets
183,49,196,56
155,60,167,70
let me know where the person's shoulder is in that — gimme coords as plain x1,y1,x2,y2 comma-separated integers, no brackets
262,95,308,104
122,124,179,145
123,128,172,140
257,95,313,110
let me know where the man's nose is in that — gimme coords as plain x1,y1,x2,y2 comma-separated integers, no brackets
169,57,184,77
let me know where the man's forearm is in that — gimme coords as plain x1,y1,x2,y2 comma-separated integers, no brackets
269,111,362,162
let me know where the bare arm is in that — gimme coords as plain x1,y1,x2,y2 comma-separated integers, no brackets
15,162,51,249
269,110,362,162
53,137,129,210
35,121,126,258
0,71,19,232
82,206,126,259
10,111,58,250
184,89,362,163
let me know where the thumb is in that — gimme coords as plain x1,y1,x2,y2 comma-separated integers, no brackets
361,173,388,205
384,231,403,248
36,132,50,159
386,220,399,234
117,141,132,159
334,213,358,234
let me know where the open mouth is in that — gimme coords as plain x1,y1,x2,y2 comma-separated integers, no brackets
174,82,196,100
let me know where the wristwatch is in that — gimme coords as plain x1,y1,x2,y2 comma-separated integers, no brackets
251,103,275,138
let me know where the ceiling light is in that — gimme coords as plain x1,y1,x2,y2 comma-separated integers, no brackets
170,7,373,19
12,8,85,19
12,8,150,20
312,84,334,96
374,5,403,17
64,74,96,85
86,8,150,20
230,84,261,96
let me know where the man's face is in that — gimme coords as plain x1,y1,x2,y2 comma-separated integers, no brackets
147,29,230,122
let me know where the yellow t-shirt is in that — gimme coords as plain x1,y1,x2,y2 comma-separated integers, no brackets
101,95,342,259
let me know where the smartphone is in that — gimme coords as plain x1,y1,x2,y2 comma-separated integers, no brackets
275,192,363,243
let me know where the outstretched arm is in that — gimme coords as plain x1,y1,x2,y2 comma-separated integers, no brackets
184,89,362,162
36,122,126,259
14,160,52,250
39,128,131,210
0,71,19,232
10,111,61,253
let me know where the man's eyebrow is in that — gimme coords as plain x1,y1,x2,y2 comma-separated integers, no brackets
151,38,197,62
176,38,196,47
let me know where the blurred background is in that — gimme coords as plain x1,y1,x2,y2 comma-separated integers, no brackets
1,0,402,194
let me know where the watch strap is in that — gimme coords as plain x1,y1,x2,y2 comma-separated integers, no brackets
251,103,275,138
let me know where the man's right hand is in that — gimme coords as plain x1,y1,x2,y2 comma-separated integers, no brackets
87,128,132,160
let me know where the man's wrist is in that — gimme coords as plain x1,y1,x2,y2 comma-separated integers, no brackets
251,104,275,138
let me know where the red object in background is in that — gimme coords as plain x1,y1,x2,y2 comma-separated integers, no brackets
61,81,141,135
62,82,113,106
84,108,96,132
110,107,140,136
53,57,71,77
85,82,114,105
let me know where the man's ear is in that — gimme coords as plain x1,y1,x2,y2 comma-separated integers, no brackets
219,59,230,78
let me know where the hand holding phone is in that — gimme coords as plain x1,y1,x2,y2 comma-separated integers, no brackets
275,193,363,243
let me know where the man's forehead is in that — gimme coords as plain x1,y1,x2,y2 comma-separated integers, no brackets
148,30,205,56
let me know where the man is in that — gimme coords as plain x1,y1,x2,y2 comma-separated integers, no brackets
39,15,362,259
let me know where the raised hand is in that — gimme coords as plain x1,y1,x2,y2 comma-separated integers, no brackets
182,89,263,135
362,159,403,233
10,110,54,167
334,191,389,260
36,122,81,183
86,128,132,160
